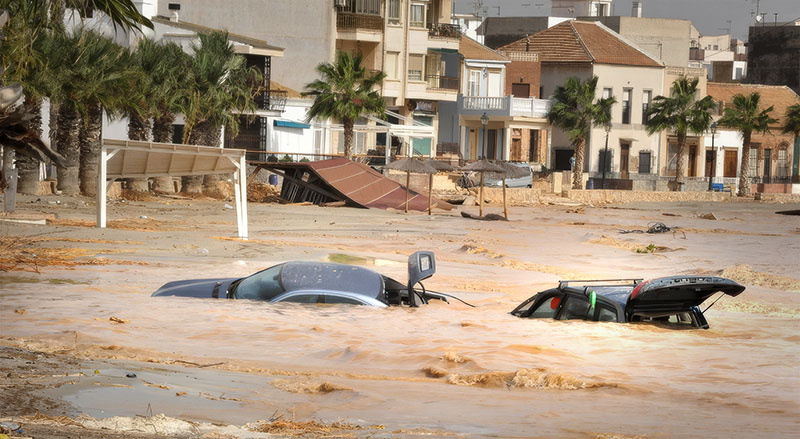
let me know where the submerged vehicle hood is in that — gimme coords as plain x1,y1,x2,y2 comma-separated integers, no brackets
152,278,239,298
628,276,745,313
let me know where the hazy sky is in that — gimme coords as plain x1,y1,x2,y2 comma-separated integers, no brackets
454,0,800,40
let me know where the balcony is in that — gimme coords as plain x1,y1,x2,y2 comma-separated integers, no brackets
428,23,461,40
255,89,288,113
337,12,383,31
459,96,551,118
425,75,458,91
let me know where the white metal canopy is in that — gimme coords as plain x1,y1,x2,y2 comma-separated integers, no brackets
97,139,249,239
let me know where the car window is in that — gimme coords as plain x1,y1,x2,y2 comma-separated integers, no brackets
323,295,366,305
597,306,618,322
557,296,591,320
234,265,285,300
529,295,563,318
278,294,320,304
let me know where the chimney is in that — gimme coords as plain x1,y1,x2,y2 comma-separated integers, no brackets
632,1,642,18
168,2,180,22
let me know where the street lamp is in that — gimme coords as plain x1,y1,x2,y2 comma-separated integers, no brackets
480,112,489,159
601,123,611,189
707,122,718,191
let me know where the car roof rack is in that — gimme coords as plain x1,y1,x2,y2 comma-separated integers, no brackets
558,279,643,289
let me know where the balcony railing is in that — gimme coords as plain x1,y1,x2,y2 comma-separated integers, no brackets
461,96,551,118
425,75,458,91
255,89,288,112
337,11,384,31
428,23,461,39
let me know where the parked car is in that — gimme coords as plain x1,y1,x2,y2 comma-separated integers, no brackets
485,162,534,188
511,276,745,329
152,251,447,307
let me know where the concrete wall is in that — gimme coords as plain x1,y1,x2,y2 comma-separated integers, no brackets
504,56,542,98
583,16,692,67
747,25,800,95
155,0,336,93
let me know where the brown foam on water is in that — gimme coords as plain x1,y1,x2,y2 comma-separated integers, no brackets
721,264,800,291
270,379,352,394
458,244,504,259
445,368,614,390
442,351,470,363
717,300,800,316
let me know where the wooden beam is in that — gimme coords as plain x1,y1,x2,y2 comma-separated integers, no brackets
269,168,341,202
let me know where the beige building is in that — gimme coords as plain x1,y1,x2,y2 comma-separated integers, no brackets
153,0,461,157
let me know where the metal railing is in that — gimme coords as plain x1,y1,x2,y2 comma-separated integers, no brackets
255,89,288,112
750,176,791,184
427,23,461,39
425,75,458,91
336,11,384,31
436,142,461,157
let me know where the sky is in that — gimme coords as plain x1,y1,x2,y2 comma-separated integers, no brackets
453,0,800,40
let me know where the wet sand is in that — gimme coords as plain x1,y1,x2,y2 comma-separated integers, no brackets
1,194,799,438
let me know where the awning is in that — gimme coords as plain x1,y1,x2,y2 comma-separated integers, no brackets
274,120,311,129
429,48,459,54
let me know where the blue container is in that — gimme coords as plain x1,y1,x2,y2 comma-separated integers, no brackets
268,174,278,185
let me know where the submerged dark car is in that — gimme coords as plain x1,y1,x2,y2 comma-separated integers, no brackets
511,276,745,329
153,251,446,307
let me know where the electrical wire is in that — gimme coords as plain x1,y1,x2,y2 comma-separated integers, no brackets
417,282,476,307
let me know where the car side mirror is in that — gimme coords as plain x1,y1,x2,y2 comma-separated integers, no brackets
407,251,436,307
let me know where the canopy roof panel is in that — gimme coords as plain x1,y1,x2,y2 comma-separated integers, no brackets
103,139,246,178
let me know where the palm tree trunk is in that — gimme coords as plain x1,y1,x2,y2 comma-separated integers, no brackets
181,121,219,195
152,112,176,192
16,97,43,195
674,133,687,190
572,138,585,189
55,103,81,195
79,102,103,196
343,118,354,159
738,131,752,197
126,113,151,192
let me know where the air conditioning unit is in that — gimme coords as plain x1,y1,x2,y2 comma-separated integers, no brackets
334,0,347,8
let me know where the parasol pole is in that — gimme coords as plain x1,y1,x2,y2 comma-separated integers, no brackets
428,173,433,215
479,171,485,217
502,177,508,220
405,170,410,213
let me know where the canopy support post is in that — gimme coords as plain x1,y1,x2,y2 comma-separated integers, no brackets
97,145,107,228
234,154,248,239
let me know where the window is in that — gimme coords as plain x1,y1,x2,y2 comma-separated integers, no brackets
385,52,399,80
345,0,381,15
234,265,285,300
642,90,651,124
408,54,424,81
278,294,320,304
322,294,365,305
530,295,563,318
602,87,612,99
749,147,758,177
778,149,787,178
622,88,632,124
598,307,617,322
410,3,425,27
668,142,678,171
639,151,652,174
467,70,481,96
557,296,591,320
387,0,401,24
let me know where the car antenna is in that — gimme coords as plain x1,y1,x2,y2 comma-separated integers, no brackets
702,293,725,313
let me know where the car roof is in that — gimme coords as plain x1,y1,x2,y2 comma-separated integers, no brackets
562,285,633,306
280,262,384,300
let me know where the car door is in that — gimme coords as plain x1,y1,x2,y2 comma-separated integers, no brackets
516,292,565,319
555,294,593,320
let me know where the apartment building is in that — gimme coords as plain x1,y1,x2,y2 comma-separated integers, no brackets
153,0,461,157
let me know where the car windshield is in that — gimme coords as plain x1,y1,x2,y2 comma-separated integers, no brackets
234,264,285,300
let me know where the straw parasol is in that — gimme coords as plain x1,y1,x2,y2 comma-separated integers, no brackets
460,160,504,217
386,158,437,213
491,161,531,220
422,159,454,215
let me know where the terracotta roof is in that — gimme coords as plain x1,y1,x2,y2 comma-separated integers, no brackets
270,80,302,98
459,36,509,62
707,82,800,128
497,21,662,68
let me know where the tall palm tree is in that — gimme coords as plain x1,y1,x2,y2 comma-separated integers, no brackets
718,92,778,196
645,76,715,190
302,51,386,159
784,103,800,183
547,76,615,189
178,31,261,195
44,27,138,196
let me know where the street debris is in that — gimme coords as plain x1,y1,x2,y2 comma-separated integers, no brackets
461,211,506,221
698,212,718,220
619,222,678,234
109,317,128,324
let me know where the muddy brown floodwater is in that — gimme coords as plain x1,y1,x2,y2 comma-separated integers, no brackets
1,195,799,438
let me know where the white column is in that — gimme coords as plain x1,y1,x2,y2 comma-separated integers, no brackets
96,146,107,228
503,126,512,161
238,154,248,239
233,168,242,237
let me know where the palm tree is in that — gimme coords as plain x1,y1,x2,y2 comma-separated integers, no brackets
783,103,800,138
302,51,386,159
44,27,138,196
178,31,261,195
547,76,615,189
645,76,715,190
719,92,778,196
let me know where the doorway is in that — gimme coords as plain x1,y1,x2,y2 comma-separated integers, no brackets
705,150,714,177
763,149,771,179
724,150,738,177
469,129,478,160
487,129,497,159
620,143,630,179
555,149,574,171
688,145,697,177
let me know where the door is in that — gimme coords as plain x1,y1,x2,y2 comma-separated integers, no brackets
488,72,502,96
555,149,574,171
511,138,522,161
529,130,539,162
724,150,738,177
688,145,697,177
469,129,478,160
763,149,771,179
620,143,630,179
512,83,530,98
487,129,497,159
705,150,714,177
